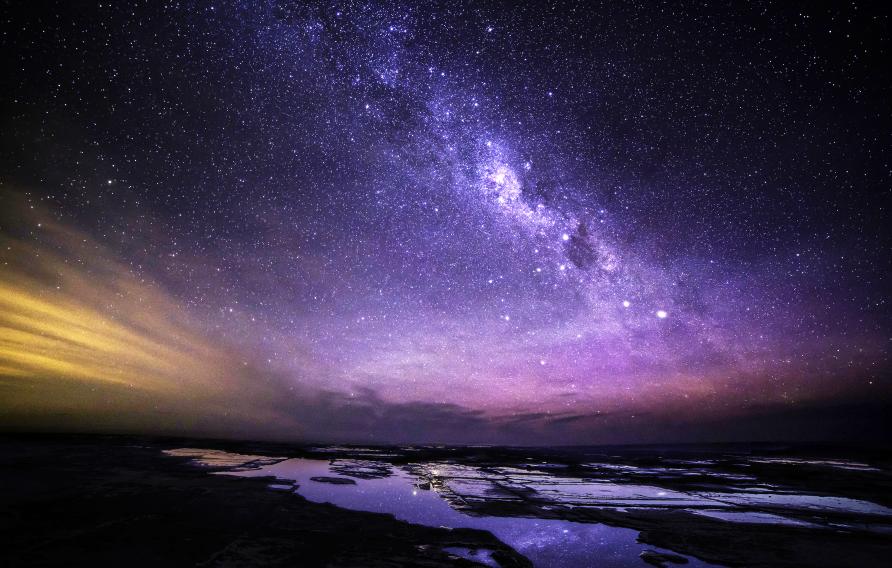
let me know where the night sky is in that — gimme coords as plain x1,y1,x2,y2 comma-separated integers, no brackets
1,1,890,445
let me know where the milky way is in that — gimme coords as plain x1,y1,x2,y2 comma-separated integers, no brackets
2,1,889,443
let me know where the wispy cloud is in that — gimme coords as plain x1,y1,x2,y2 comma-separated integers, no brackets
0,192,302,437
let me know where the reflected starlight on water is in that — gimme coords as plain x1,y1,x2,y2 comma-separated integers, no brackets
167,447,892,567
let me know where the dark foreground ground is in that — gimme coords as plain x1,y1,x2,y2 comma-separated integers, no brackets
1,433,891,567
0,434,529,567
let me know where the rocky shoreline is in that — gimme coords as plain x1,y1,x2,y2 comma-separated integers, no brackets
3,433,891,567
0,434,530,567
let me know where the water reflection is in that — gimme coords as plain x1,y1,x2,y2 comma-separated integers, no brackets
224,458,713,568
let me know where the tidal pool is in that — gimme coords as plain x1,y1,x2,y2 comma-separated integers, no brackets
222,457,715,568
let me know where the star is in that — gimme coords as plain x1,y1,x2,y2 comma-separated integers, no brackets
1,0,884,448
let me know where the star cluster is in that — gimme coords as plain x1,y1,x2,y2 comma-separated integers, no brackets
1,1,889,443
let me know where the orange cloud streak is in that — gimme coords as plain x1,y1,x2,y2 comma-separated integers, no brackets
0,193,300,438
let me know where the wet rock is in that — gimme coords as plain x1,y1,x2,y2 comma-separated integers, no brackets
162,448,286,470
310,476,356,485
639,549,689,566
329,458,393,479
